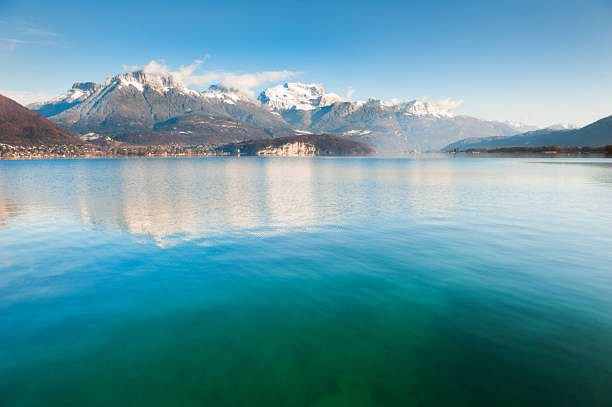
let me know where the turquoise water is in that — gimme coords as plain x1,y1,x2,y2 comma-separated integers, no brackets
1,157,611,406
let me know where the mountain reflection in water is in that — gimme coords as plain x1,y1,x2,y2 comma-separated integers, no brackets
1,157,612,406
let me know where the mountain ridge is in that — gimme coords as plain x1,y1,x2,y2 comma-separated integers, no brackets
443,115,612,151
0,94,81,145
30,71,538,152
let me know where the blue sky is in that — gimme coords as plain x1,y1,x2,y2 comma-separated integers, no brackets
1,0,611,127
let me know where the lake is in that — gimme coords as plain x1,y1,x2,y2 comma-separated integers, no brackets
1,157,611,406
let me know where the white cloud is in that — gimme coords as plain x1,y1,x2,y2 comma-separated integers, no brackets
141,60,171,75
220,71,298,97
19,27,59,37
0,19,61,51
1,38,27,44
0,36,61,51
1,38,26,51
122,58,298,98
435,97,464,110
347,86,355,98
122,64,141,72
0,20,61,51
0,89,57,106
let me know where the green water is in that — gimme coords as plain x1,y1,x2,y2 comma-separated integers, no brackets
0,157,611,406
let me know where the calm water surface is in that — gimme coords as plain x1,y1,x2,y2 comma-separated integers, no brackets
1,157,611,406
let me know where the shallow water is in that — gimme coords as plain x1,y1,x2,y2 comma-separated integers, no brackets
1,157,611,406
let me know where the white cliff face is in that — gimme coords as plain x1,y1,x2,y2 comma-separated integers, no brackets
27,82,102,110
255,141,317,156
200,85,251,105
106,71,200,96
546,123,578,130
258,82,349,111
31,71,202,113
257,83,459,118
30,71,255,121
34,74,461,122
400,100,455,117
361,99,455,117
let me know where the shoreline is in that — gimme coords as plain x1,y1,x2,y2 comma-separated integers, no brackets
447,144,612,158
2,143,612,160
3,153,612,161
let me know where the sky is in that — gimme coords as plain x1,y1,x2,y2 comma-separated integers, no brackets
0,0,611,127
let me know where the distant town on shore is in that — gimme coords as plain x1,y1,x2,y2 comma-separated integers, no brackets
1,72,611,159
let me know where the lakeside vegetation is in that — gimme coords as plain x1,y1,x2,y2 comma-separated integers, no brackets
449,145,612,157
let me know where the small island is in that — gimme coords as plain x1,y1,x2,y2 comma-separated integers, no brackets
215,134,376,157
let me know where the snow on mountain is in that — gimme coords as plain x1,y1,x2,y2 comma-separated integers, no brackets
29,71,543,153
259,82,461,119
499,120,538,133
399,100,455,117
546,123,578,131
106,71,200,96
359,98,396,108
32,70,253,119
27,82,103,117
258,82,349,111
31,70,292,141
359,98,460,117
497,121,576,134
201,85,250,105
30,82,101,108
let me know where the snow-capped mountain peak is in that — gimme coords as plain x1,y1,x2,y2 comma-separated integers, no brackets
63,82,102,102
28,82,101,110
200,84,251,105
258,82,349,111
400,100,454,117
546,123,578,131
356,98,455,117
499,120,538,133
105,70,199,96
26,82,103,115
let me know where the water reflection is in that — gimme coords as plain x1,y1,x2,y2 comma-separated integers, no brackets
1,157,612,407
0,157,610,246
0,177,22,229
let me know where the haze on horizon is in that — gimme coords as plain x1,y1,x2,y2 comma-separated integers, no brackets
1,0,611,128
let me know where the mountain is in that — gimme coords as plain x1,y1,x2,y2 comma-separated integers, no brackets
258,82,349,111
28,82,103,117
132,113,295,145
545,123,578,131
30,71,289,144
258,90,524,152
216,134,375,156
32,73,533,152
0,94,80,145
501,121,539,133
443,115,612,151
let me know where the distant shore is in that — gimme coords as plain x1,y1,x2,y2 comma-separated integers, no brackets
0,143,219,160
448,145,612,158
0,134,375,159
3,142,612,160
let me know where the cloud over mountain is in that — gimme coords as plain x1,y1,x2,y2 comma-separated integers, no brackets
122,58,298,97
0,89,57,105
27,66,533,153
